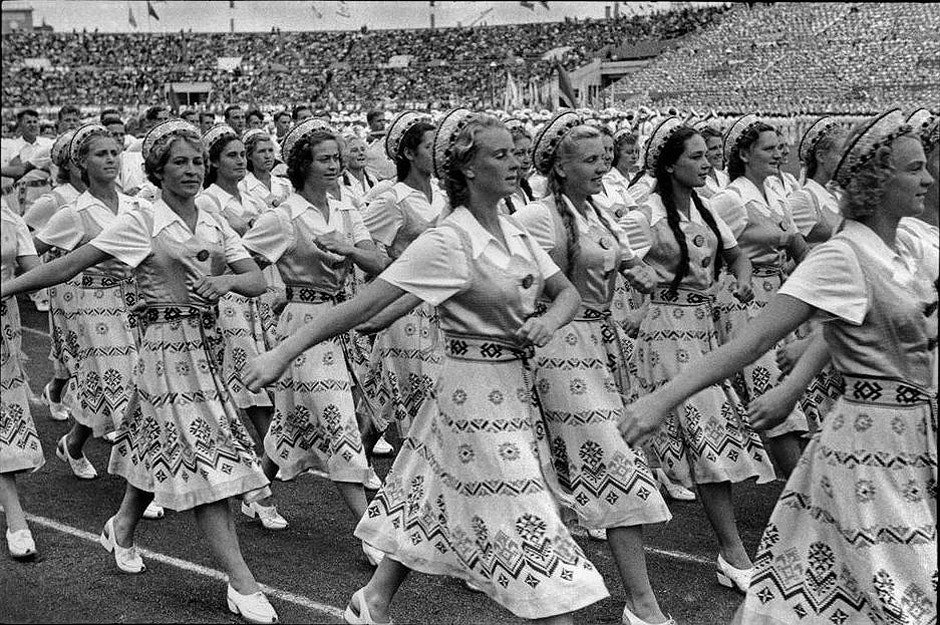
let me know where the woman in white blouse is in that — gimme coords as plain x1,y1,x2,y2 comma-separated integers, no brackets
238,129,292,209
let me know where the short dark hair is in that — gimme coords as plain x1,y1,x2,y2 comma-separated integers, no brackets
366,110,384,125
274,110,291,123
199,111,216,122
99,108,122,124
246,109,264,123
58,105,81,120
292,105,311,121
145,106,166,122
16,109,39,121
224,105,243,119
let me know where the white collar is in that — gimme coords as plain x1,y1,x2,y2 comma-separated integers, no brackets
646,192,704,227
448,205,528,259
841,219,917,276
282,192,352,220
73,190,135,215
151,199,216,236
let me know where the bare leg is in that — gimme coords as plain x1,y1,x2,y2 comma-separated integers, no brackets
607,525,668,623
354,557,410,623
46,377,69,403
244,406,273,443
697,481,751,569
765,433,803,478
111,482,154,547
193,500,259,595
0,474,28,532
334,481,369,520
66,422,93,458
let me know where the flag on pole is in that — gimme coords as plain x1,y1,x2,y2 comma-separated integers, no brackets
147,1,160,20
555,60,577,108
503,72,522,110
128,6,137,28
168,84,181,113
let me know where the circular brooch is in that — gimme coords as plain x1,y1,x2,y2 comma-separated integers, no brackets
196,250,210,262
598,237,611,250
692,234,705,247
521,274,534,289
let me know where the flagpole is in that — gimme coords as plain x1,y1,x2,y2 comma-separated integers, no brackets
146,1,152,32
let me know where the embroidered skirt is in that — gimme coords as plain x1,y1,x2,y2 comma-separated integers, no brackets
263,297,370,483
217,291,273,410
1,298,44,474
737,376,937,624
635,287,776,487
109,306,269,511
355,334,609,619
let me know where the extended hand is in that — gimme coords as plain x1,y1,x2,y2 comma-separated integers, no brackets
192,275,231,303
514,317,555,348
732,280,753,304
244,349,290,392
624,262,657,294
314,232,354,257
747,384,797,431
618,394,668,447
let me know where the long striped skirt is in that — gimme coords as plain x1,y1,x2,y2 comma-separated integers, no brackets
1,298,44,474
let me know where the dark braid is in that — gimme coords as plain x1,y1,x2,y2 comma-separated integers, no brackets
505,196,517,214
692,191,725,280
628,169,647,187
519,176,534,202
657,169,692,293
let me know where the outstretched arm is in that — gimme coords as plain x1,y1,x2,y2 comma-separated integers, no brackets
355,293,423,334
515,272,581,348
0,243,111,299
722,245,753,303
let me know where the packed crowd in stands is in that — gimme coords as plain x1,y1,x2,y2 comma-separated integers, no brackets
613,2,940,114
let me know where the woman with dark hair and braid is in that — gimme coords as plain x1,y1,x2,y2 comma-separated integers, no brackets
695,124,729,200
710,115,810,478
514,112,675,625
628,118,774,596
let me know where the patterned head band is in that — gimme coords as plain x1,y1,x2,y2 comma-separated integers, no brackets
202,123,239,154
142,119,201,161
833,109,910,189
723,113,764,164
51,130,77,167
281,118,335,164
241,128,270,146
644,116,685,174
613,127,634,143
531,110,583,176
385,111,431,161
906,108,938,153
504,118,528,137
68,123,109,167
798,117,840,164
432,107,474,180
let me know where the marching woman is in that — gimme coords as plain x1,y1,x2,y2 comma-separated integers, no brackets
622,109,937,625
200,124,286,530
502,119,536,213
239,119,390,561
341,133,379,204
359,112,444,437
767,131,800,197
514,112,674,625
244,109,608,625
238,128,292,210
710,115,810,477
0,120,278,624
603,129,641,214
694,124,729,200
1,199,44,560
33,124,148,492
23,130,80,423
627,118,775,594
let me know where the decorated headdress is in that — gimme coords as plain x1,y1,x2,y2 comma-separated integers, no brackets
723,113,764,164
51,130,77,167
644,116,686,174
241,128,270,146
142,119,200,162
431,107,474,180
68,123,109,167
531,110,584,176
202,123,239,154
798,116,840,164
281,118,334,163
833,109,910,189
385,111,431,161
906,108,938,154
613,127,634,143
504,118,528,137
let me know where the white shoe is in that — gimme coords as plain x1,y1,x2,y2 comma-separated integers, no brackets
6,528,37,560
103,431,119,444
372,435,394,457
364,467,383,491
362,540,385,567
622,604,676,625
42,382,70,422
344,588,392,625
99,516,146,573
241,501,288,530
56,434,98,479
142,502,165,520
586,527,607,541
226,584,278,624
463,578,485,593
655,469,696,501
716,553,753,593
31,292,50,312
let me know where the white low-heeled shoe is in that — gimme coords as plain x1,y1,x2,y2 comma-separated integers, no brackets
99,516,146,574
56,434,98,480
716,553,753,593
240,501,288,530
361,541,385,567
142,502,165,520
622,604,676,625
655,469,696,501
43,383,70,422
6,528,37,560
343,588,392,625
585,527,608,541
364,468,383,491
226,584,278,624
372,435,394,457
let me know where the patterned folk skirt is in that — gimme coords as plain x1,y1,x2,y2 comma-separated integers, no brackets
217,291,273,410
45,249,75,379
635,287,776,488
1,298,44,474
532,307,670,529
108,306,269,511
737,377,937,624
65,275,140,437
263,298,370,484
715,267,809,438
355,334,609,619
366,301,442,437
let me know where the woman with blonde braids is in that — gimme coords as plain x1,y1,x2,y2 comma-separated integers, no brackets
514,111,674,625
244,109,608,625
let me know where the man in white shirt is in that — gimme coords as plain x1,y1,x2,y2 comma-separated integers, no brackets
364,108,396,181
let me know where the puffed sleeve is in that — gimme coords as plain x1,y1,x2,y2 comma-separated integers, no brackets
9,208,37,257
361,190,404,246
604,214,636,261
346,208,373,245
377,226,470,306
709,189,748,238
89,208,153,268
22,192,58,231
787,188,817,237
240,208,295,264
528,236,561,280
210,214,251,265
778,238,867,325
513,201,557,253
36,204,84,251
621,210,653,259
711,210,739,250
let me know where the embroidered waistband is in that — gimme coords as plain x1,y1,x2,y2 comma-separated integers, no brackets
284,285,345,304
535,300,610,321
77,273,134,289
752,264,785,278
138,304,217,326
443,332,533,362
650,286,715,306
841,374,933,406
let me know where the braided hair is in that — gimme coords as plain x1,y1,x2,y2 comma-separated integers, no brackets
727,121,775,181
395,121,436,182
655,126,726,293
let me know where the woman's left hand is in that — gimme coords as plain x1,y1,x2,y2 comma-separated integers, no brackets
515,317,556,348
618,393,668,447
314,232,354,257
732,279,753,304
193,275,231,303
623,262,657,294
244,349,290,392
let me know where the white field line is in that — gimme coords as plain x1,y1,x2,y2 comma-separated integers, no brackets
23,513,346,620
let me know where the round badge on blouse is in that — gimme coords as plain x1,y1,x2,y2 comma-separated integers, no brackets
692,234,705,247
598,237,612,250
196,250,210,262
615,208,625,218
521,274,534,289
778,221,788,231
700,257,710,268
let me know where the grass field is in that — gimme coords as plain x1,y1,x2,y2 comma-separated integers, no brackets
1,300,785,624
